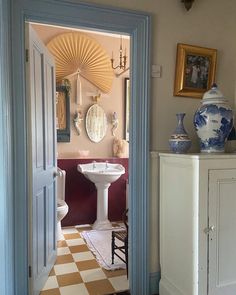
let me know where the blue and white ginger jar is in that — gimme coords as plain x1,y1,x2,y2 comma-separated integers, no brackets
193,84,233,153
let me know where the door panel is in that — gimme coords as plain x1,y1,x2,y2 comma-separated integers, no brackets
46,183,56,262
209,169,236,295
34,46,44,169
26,24,57,295
45,61,55,167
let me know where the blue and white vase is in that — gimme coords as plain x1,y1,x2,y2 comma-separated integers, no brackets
193,84,233,153
169,113,191,153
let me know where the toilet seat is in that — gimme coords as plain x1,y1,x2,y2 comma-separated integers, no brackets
57,199,67,207
57,199,68,213
57,168,68,240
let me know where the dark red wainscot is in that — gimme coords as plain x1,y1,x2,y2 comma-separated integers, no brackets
58,158,129,227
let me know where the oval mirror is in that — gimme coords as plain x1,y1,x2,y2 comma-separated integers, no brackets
85,104,108,143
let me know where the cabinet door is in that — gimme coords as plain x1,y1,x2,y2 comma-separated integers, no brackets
208,169,236,295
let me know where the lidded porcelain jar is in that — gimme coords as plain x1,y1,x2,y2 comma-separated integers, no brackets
193,84,233,153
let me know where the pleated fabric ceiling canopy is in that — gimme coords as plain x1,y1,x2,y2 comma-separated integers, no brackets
47,32,114,93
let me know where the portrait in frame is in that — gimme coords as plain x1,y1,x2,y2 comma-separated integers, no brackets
174,43,217,98
56,85,70,142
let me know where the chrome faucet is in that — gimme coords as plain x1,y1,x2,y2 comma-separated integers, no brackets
105,161,109,169
93,161,96,169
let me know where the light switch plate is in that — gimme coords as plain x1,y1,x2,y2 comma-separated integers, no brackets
152,64,161,78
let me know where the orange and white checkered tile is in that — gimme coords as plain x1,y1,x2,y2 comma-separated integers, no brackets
40,225,129,295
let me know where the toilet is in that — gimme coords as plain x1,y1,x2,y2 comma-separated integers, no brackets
57,168,69,240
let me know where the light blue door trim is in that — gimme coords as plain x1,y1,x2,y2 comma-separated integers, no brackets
10,1,151,294
0,1,14,295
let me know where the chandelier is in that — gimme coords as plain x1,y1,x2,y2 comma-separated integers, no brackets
111,36,129,77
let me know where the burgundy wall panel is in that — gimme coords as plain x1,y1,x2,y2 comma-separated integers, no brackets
58,158,129,226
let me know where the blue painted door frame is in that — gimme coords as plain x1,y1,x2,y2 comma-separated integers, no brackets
2,1,151,294
0,0,14,294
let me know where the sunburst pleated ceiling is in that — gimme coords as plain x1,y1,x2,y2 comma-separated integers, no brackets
47,32,114,93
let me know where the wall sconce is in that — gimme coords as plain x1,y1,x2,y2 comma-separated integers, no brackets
182,0,195,11
111,36,129,77
73,110,83,135
111,112,118,136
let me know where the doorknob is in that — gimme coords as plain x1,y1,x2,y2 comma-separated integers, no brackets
53,170,61,178
204,225,215,235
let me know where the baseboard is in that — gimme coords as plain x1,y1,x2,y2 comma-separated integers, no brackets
149,271,161,294
159,277,185,295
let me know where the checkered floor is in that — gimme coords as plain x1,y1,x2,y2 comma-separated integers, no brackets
40,225,129,295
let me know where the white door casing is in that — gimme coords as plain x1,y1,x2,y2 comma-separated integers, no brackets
26,24,57,295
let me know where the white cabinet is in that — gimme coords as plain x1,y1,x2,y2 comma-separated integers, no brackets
159,153,236,295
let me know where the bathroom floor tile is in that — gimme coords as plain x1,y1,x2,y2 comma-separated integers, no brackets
60,283,89,295
102,268,127,278
109,276,129,291
69,244,89,253
40,288,61,295
49,268,55,276
72,251,95,262
66,238,85,246
57,272,83,287
42,276,58,290
57,240,67,248
79,268,107,282
54,262,78,275
76,259,100,271
63,232,81,240
41,225,129,295
62,227,80,234
57,247,70,256
85,279,115,295
55,254,74,264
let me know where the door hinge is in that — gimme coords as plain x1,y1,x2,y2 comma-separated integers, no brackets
26,49,29,62
28,265,32,278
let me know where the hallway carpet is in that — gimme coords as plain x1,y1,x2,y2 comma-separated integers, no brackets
40,225,129,295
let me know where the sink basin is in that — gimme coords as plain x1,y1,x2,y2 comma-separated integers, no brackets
77,162,126,230
78,162,125,184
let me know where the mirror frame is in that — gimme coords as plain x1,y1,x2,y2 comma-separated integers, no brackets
124,77,130,141
56,85,70,142
85,103,108,143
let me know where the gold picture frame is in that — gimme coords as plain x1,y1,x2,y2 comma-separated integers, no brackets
56,86,70,142
174,43,217,98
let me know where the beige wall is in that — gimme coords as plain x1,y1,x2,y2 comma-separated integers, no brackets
35,0,236,278
80,0,236,152
74,0,236,277
33,24,130,158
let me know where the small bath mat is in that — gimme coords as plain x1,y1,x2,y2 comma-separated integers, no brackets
81,227,126,270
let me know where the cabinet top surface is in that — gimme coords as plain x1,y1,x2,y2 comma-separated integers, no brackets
158,151,236,160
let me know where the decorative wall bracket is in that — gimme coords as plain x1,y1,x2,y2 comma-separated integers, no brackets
92,93,101,103
111,112,118,136
73,110,83,135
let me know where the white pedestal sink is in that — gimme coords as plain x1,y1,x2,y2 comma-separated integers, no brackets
78,162,125,230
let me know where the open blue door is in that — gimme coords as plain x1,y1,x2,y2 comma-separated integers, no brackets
25,24,57,295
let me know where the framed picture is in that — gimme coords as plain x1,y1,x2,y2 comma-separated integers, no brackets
174,43,217,98
56,85,70,142
124,78,130,141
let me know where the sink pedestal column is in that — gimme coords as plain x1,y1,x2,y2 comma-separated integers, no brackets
93,182,113,230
